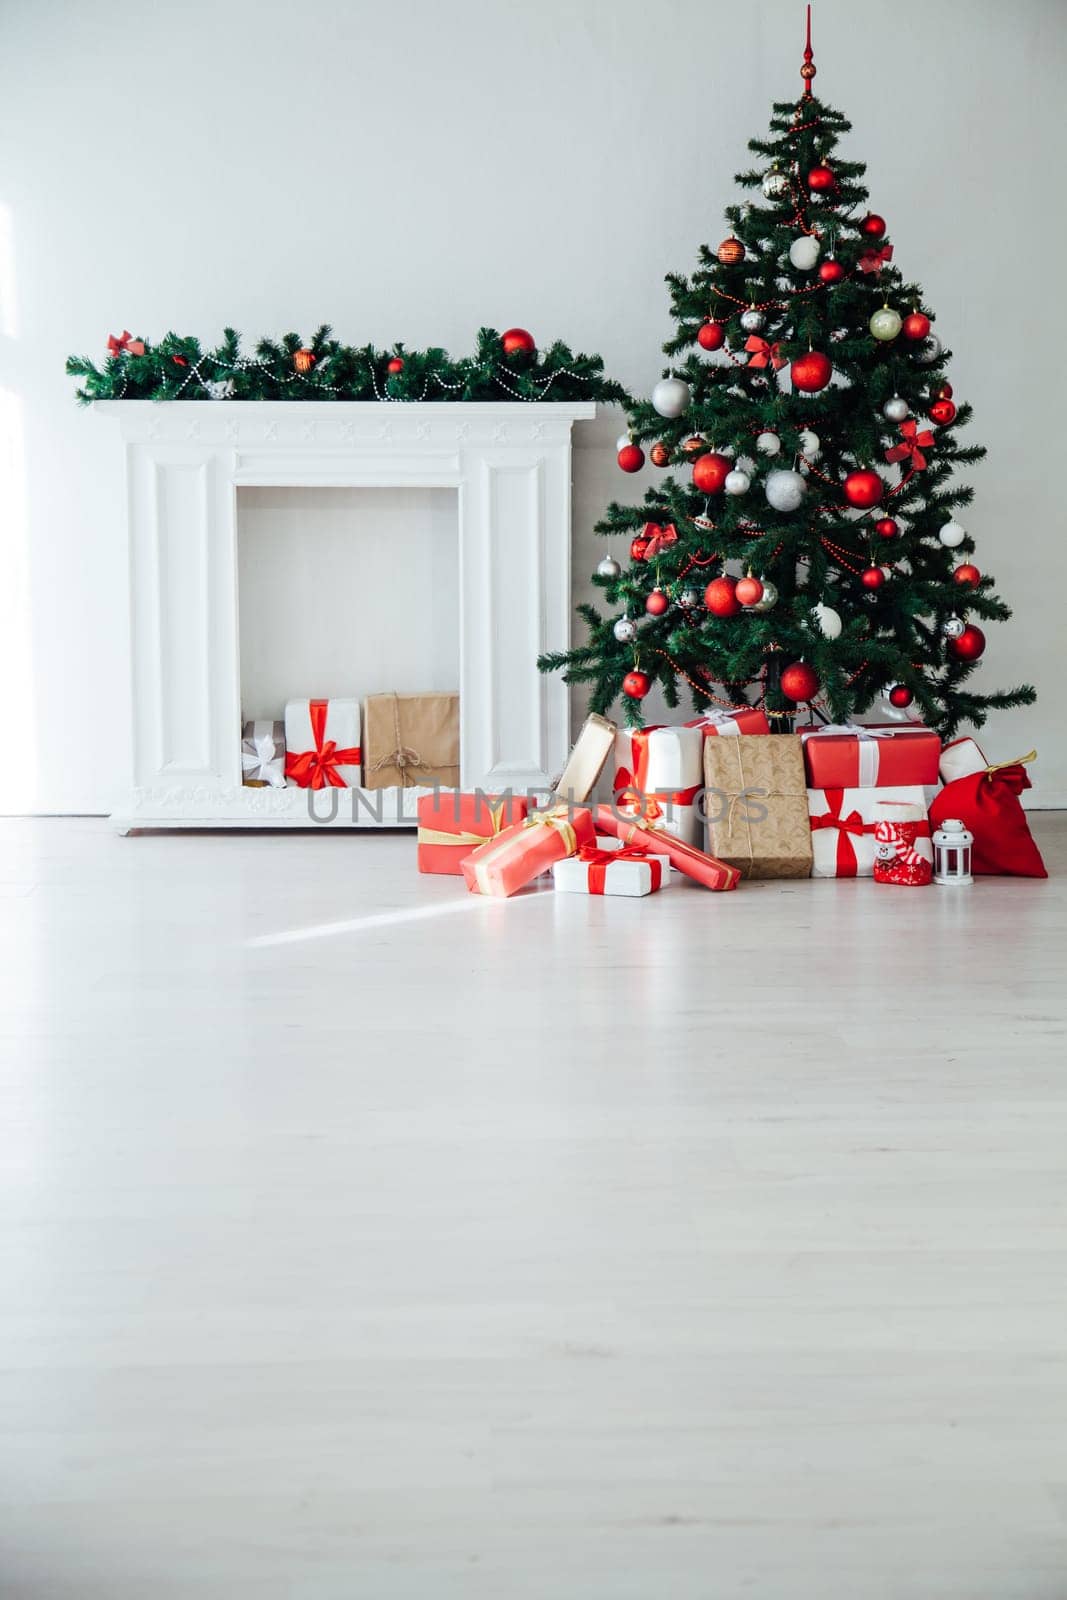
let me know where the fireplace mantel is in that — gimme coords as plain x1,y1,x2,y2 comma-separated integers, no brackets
99,400,595,831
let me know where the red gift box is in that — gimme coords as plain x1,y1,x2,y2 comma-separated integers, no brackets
594,804,740,891
462,805,595,898
417,792,530,875
683,706,771,738
798,722,941,789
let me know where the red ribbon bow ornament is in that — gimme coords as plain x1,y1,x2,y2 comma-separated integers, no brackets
745,336,786,371
641,521,678,559
858,243,894,275
885,419,935,472
284,699,362,789
107,330,146,357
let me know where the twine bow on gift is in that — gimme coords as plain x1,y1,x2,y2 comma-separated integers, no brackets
885,419,935,472
107,329,145,357
641,521,678,559
711,740,807,874
745,336,786,371
284,699,361,789
858,242,894,274
370,693,434,787
577,841,662,895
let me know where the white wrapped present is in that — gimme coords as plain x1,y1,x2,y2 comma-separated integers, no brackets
611,724,704,846
552,841,670,897
808,787,933,878
283,698,362,789
241,719,286,788
939,735,988,785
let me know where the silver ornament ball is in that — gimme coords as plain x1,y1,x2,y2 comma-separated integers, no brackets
762,170,789,198
942,614,966,639
740,307,766,333
883,395,909,423
724,469,751,496
915,335,943,367
651,375,691,419
753,579,778,612
939,520,966,548
678,587,699,610
765,468,807,513
597,554,622,579
613,616,637,643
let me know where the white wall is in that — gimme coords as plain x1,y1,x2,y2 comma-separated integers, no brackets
2,0,1065,812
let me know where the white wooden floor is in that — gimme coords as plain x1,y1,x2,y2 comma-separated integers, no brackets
0,816,1065,1599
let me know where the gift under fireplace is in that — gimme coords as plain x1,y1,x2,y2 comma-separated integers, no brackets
99,401,595,831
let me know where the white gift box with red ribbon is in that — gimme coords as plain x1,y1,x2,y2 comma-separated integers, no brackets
939,735,988,785
611,725,704,846
807,787,933,878
284,698,362,789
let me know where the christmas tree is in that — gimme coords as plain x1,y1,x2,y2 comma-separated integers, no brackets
539,11,1035,738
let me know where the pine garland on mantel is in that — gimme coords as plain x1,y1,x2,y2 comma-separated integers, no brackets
66,324,629,406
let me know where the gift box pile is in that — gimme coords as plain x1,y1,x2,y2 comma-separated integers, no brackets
240,691,461,791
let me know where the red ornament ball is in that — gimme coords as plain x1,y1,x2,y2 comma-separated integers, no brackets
697,320,726,351
888,685,914,709
292,348,315,373
874,517,899,539
501,327,536,356
622,670,651,700
645,588,670,616
790,349,833,393
860,213,887,239
808,164,835,191
861,565,887,591
692,451,732,494
704,576,740,617
936,382,954,400
902,312,931,341
843,469,884,509
630,535,650,562
953,563,981,588
386,357,405,374
948,624,986,661
650,442,671,468
818,258,846,285
618,444,645,474
929,398,957,425
779,661,821,702
735,575,764,608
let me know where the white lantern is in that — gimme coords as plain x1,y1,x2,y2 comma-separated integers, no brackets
932,818,974,885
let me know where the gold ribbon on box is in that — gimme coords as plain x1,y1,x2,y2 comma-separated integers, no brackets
417,800,509,851
471,804,579,895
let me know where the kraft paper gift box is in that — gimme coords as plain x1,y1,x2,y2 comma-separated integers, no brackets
284,698,362,788
552,842,670,898
416,791,530,875
702,734,812,879
612,724,704,846
593,805,740,891
798,722,942,789
683,706,771,739
551,713,617,804
938,735,989,785
241,719,286,788
461,805,596,898
807,787,933,878
363,692,459,790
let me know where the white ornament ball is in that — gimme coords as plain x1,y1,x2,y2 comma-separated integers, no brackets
915,335,943,367
762,170,790,198
616,433,633,453
870,307,903,341
734,454,755,475
724,469,751,496
754,579,778,612
813,602,842,640
756,431,781,456
799,429,820,459
651,376,691,419
613,616,637,643
765,468,807,513
939,520,966,548
942,614,966,639
597,554,622,579
883,395,909,423
788,234,821,271
740,307,766,333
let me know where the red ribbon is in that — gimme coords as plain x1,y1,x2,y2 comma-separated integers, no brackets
613,730,700,822
641,521,678,559
745,336,786,371
107,329,145,357
858,243,894,274
284,699,361,789
885,419,935,472
809,789,876,877
578,842,663,894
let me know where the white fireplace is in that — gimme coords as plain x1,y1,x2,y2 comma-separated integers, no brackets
99,400,595,831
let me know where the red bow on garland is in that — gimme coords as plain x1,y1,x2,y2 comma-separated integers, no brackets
858,243,894,275
107,330,146,357
745,336,786,371
641,521,678,559
885,419,935,472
